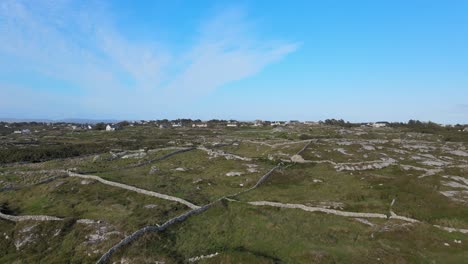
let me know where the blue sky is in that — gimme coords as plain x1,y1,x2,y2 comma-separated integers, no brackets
1,0,467,123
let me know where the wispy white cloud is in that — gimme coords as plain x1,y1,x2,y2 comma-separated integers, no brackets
0,0,298,119
163,8,300,98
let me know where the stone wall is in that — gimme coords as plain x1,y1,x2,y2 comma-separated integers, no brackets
0,211,62,222
68,172,200,209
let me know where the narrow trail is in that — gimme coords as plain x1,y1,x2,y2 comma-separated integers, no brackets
68,172,200,210
96,164,281,264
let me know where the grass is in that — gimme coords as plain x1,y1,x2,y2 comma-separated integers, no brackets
112,202,468,263
1,124,467,263
0,177,187,232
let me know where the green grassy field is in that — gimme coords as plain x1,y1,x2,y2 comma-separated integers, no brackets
0,124,467,263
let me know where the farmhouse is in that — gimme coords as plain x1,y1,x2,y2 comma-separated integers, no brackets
226,121,238,127
106,124,120,131
368,122,387,128
252,120,263,127
271,121,285,126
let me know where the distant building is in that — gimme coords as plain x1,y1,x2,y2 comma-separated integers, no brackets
159,124,168,129
368,122,386,128
226,121,238,127
13,130,22,134
192,123,208,128
172,122,182,128
21,129,31,134
303,121,318,125
288,120,300,125
106,124,118,131
253,120,263,127
271,121,285,126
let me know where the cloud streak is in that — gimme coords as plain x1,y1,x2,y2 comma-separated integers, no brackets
0,0,298,119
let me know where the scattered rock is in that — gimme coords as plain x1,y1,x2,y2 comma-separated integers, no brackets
80,180,93,185
448,150,468,157
121,152,146,159
192,178,203,184
361,145,376,151
226,171,243,177
188,252,219,262
291,154,306,163
149,166,159,174
355,218,374,227
247,168,258,173
334,148,351,156
77,219,98,225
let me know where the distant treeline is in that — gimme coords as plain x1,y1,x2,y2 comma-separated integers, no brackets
0,143,109,164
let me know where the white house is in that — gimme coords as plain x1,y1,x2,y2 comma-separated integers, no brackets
13,130,22,134
226,122,238,127
253,120,263,127
368,122,386,128
172,122,182,127
192,123,208,128
106,124,115,131
303,121,318,125
271,121,284,126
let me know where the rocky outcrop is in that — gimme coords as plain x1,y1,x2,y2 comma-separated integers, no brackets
334,158,397,171
188,252,220,262
198,147,252,161
127,147,196,169
434,225,468,234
